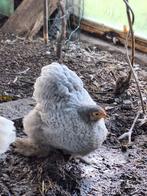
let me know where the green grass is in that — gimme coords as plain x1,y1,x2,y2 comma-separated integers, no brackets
0,0,14,16
83,0,147,38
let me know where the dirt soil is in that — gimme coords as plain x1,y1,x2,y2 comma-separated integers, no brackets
0,31,147,196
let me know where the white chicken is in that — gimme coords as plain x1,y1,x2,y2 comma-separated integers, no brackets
15,62,108,157
0,116,16,154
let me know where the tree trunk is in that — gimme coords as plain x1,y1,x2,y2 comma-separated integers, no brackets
1,0,58,38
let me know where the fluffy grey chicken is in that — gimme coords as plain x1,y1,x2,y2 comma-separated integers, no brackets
15,62,108,157
0,116,16,155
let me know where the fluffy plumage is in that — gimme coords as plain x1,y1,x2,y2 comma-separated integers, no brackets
0,116,16,154
15,62,108,157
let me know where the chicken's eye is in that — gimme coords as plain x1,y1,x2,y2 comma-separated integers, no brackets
94,112,99,116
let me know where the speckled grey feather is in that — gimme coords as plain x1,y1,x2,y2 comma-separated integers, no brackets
23,62,108,156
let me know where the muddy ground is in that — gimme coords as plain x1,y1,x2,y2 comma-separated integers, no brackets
0,31,147,195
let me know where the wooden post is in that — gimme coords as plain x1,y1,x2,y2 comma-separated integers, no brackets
43,0,49,44
1,0,58,38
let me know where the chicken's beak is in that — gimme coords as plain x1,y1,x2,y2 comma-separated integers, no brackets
97,109,107,119
90,108,107,121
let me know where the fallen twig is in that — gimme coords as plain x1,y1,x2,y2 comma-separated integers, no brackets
118,111,140,144
138,115,147,127
18,68,30,74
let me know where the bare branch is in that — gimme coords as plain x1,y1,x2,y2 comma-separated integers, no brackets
65,0,84,44
43,0,49,44
123,0,146,114
124,0,135,65
56,0,66,62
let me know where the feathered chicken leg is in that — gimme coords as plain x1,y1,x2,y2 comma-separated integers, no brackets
14,107,51,157
14,137,50,157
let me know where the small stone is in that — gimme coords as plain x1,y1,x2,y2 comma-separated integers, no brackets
114,98,121,103
45,51,51,55
123,100,132,105
121,100,133,110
